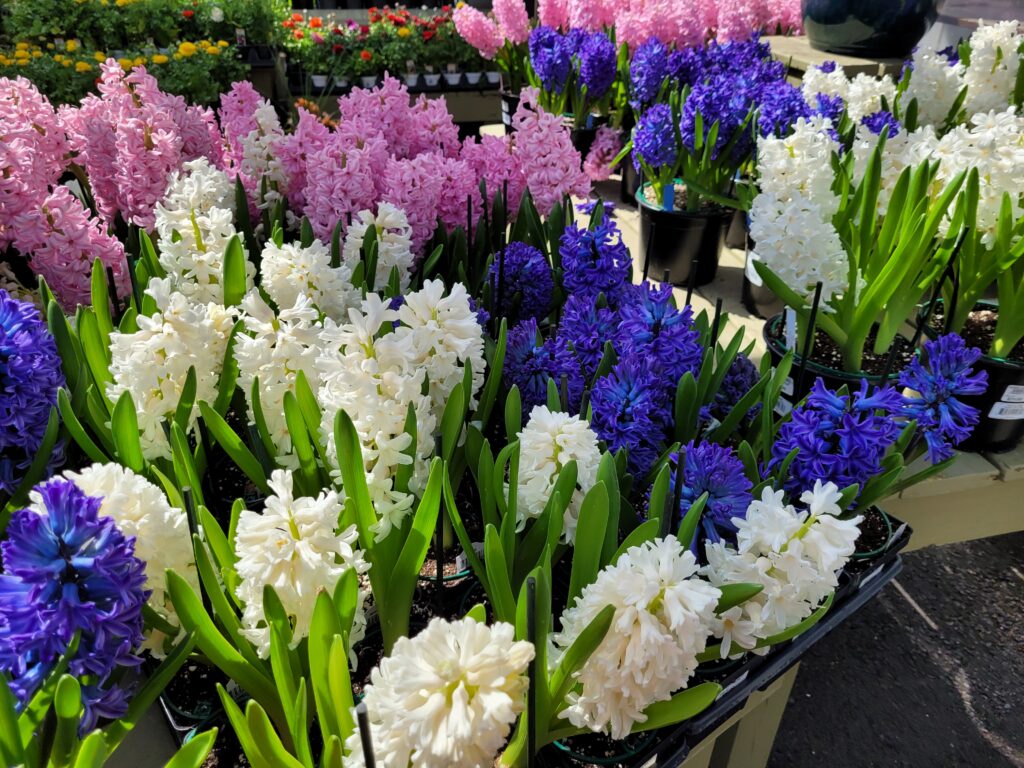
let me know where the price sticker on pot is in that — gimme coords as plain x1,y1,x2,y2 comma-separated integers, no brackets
989,402,1024,420
774,397,793,417
1001,385,1024,403
781,376,795,396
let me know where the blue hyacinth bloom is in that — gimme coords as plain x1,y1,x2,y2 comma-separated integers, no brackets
861,110,901,137
630,37,670,110
0,289,65,494
899,333,988,462
770,378,905,495
503,319,584,411
577,31,617,100
614,282,703,386
670,441,753,543
633,103,679,172
0,478,148,731
529,26,572,94
487,242,555,324
559,219,632,304
589,355,672,476
558,294,620,379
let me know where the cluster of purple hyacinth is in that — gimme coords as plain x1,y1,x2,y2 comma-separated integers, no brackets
630,36,846,174
0,289,66,494
499,216,758,480
0,479,148,731
528,26,618,100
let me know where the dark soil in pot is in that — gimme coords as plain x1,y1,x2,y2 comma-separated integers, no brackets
851,507,894,560
163,663,227,722
542,731,657,767
931,307,1024,364
764,313,915,402
200,729,251,768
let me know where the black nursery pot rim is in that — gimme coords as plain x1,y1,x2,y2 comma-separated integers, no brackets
762,313,893,384
922,299,1024,370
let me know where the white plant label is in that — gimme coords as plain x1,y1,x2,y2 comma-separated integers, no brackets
1001,385,1024,403
988,402,1024,420
781,376,795,396
774,397,793,417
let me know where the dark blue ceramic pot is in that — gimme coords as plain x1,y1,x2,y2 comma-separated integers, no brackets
801,0,939,59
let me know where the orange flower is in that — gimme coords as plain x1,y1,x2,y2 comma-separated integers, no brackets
291,12,304,21
294,30,304,39
360,50,372,61
310,17,323,28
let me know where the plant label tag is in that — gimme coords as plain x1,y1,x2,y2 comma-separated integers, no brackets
781,376,794,396
989,402,1024,420
236,28,247,46
785,308,797,351
1001,385,1024,403
716,671,749,700
455,551,469,573
774,397,793,417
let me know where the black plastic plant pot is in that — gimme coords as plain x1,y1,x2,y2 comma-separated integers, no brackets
636,186,730,287
724,208,747,250
762,313,885,404
801,0,938,58
245,44,276,67
619,156,641,205
501,90,520,134
837,508,911,601
955,353,1024,453
740,245,784,320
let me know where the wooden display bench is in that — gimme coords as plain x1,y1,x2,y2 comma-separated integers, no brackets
762,34,905,78
886,446,1024,551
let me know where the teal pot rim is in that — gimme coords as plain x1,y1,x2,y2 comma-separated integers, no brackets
851,507,894,561
552,731,657,765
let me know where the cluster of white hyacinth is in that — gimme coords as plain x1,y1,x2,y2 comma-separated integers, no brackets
153,158,256,305
234,469,369,659
904,51,967,128
344,618,533,768
106,278,237,460
317,279,485,540
240,100,288,210
551,536,722,739
233,292,324,462
515,405,602,545
260,238,360,323
749,117,848,305
801,64,897,122
343,203,417,293
849,121,939,214
701,482,861,658
55,462,199,656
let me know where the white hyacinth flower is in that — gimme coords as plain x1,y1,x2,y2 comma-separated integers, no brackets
344,618,534,768
515,405,601,544
551,536,721,739
260,238,360,322
343,203,415,292
61,462,198,657
234,469,369,659
107,279,237,460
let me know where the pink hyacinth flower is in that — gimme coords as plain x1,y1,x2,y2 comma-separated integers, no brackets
453,5,504,59
493,0,531,45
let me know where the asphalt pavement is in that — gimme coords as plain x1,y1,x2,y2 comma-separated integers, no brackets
770,532,1024,768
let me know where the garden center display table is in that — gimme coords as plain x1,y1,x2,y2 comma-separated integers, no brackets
762,34,905,78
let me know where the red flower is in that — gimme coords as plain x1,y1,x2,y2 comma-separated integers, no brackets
442,4,450,10
291,13,304,21
282,19,294,28
422,30,434,41
182,9,194,18
360,50,372,61
310,17,323,28
360,24,370,34
294,30,305,39
332,44,344,53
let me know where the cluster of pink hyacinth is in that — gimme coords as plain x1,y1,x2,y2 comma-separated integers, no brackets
276,75,589,252
1,76,131,308
535,0,802,47
583,126,625,182
453,0,530,60
59,62,221,230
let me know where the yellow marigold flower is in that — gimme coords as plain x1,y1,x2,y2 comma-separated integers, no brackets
94,51,107,61
178,42,197,57
31,51,42,58
75,61,92,72
116,0,129,5
63,59,72,67
397,26,411,37
118,57,133,70
152,53,169,64
15,43,29,51
218,40,229,48
133,56,145,65
205,46,220,55
66,40,79,52
47,43,55,50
